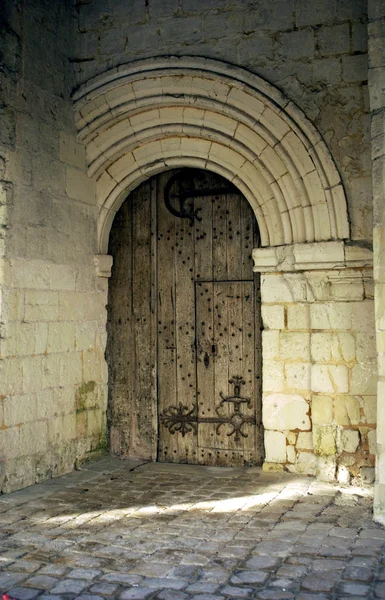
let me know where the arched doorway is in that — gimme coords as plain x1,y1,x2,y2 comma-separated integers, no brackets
107,168,263,467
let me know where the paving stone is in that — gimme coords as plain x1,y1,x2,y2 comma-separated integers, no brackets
189,595,224,600
343,565,373,582
185,583,219,593
219,585,252,597
255,591,294,599
337,581,371,595
120,588,154,599
49,578,89,594
243,555,280,569
301,571,339,592
157,591,188,600
0,462,384,600
24,575,58,589
89,582,119,595
7,588,42,600
230,570,269,585
374,582,385,597
67,568,102,579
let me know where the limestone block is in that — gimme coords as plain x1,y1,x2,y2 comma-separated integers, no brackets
279,332,310,360
4,321,36,358
53,386,76,415
262,330,279,359
356,332,377,362
361,396,377,424
277,29,314,60
316,456,337,481
59,132,86,169
311,364,348,393
47,322,75,353
4,290,24,321
48,264,77,291
338,429,360,453
287,445,296,463
297,432,313,450
33,322,48,355
293,452,317,475
331,333,356,363
59,292,86,321
19,421,48,455
3,393,37,427
48,413,76,445
42,354,61,389
368,429,377,455
261,274,293,303
82,350,102,381
337,465,351,485
286,432,297,445
0,427,21,461
334,395,361,426
261,305,285,330
310,303,352,330
313,425,337,456
59,352,83,386
66,166,96,204
264,430,287,463
311,332,331,362
287,304,310,330
75,322,96,351
263,393,310,430
22,356,43,393
317,23,350,56
85,293,107,321
312,395,333,424
285,362,311,390
262,360,285,392
350,363,377,395
351,301,375,333
342,54,368,83
262,462,284,473
361,467,375,484
25,291,59,322
34,389,56,420
312,58,341,86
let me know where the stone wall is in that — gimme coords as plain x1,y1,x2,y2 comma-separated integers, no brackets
75,0,372,244
254,242,375,483
0,0,106,492
368,0,385,523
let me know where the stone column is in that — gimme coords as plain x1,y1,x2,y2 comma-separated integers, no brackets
253,241,375,483
368,0,385,525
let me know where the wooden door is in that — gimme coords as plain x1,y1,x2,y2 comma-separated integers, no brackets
157,169,263,466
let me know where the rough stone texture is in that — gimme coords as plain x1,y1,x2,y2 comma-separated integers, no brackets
257,256,376,480
368,0,385,526
0,0,107,492
0,0,381,494
0,458,382,599
74,0,372,244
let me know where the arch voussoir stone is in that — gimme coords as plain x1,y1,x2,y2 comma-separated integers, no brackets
73,57,349,253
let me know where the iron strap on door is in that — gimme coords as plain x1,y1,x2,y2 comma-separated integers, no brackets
159,375,256,442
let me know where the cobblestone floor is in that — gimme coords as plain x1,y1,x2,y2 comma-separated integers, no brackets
0,458,384,600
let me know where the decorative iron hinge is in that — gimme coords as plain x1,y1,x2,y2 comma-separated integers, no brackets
159,376,256,442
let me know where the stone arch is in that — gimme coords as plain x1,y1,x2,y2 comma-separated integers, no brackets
73,57,349,254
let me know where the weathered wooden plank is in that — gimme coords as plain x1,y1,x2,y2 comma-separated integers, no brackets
174,191,197,464
107,196,134,456
132,180,153,458
157,173,179,462
226,194,243,281
196,281,215,459
213,194,228,281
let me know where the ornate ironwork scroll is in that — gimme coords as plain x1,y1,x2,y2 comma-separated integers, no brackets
164,169,238,225
159,376,256,443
